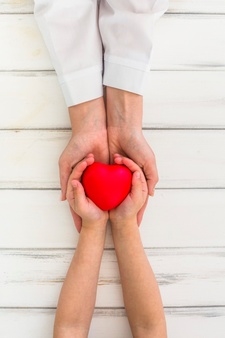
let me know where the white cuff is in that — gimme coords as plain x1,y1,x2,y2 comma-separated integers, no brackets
103,59,149,95
59,66,103,107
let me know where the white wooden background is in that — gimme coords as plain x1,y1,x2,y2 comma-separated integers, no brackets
1,0,225,337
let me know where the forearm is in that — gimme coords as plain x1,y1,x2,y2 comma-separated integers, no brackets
54,224,106,338
106,87,143,130
112,222,167,338
69,98,106,135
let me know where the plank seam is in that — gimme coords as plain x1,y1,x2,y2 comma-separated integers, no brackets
0,305,224,310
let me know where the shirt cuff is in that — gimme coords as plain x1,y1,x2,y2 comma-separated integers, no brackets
103,59,149,95
59,66,103,107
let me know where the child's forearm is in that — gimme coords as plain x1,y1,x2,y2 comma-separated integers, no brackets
111,222,167,338
54,223,107,338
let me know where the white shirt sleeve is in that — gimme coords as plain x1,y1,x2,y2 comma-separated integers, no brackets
99,0,169,94
34,0,168,107
34,0,103,107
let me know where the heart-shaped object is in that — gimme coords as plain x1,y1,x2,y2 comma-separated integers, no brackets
81,162,132,210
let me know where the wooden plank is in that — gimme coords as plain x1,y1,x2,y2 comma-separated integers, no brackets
144,71,225,129
0,15,53,71
152,14,225,70
0,248,225,308
169,0,225,14
0,72,68,129
0,0,33,13
0,307,225,338
1,130,225,189
1,71,225,129
1,15,225,71
2,0,225,15
0,1,33,13
165,307,225,338
1,189,225,248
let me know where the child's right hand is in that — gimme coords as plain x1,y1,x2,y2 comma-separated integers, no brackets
109,155,148,227
66,155,108,229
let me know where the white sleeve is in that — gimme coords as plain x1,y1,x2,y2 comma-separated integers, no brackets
34,0,103,107
99,0,169,94
34,0,168,107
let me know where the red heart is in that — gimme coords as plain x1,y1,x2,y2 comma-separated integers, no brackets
81,162,132,210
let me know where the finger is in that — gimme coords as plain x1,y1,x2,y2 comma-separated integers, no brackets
130,171,145,204
68,154,94,185
66,178,75,207
69,206,82,233
71,179,87,208
114,154,142,175
66,179,83,210
114,154,148,193
60,154,94,201
129,170,148,219
144,162,159,197
59,161,72,201
137,196,149,226
120,155,158,197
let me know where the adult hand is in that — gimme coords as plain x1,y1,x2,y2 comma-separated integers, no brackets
59,97,109,201
59,98,109,231
106,87,158,197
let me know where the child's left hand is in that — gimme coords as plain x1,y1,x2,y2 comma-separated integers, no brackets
109,154,148,226
66,154,108,230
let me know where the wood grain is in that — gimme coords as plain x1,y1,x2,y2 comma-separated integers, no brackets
0,307,225,338
0,0,33,13
1,248,225,308
1,71,225,129
1,189,225,248
0,307,224,338
2,0,225,14
1,15,225,71
1,2,225,337
169,0,225,14
1,130,225,189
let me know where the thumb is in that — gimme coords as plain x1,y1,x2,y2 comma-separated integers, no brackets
130,171,143,202
130,170,148,209
59,162,71,201
71,180,87,210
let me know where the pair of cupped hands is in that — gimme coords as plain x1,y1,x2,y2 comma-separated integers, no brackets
58,90,158,232
66,154,149,232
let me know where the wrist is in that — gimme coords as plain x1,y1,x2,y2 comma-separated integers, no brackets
106,87,143,129
110,217,138,232
69,97,106,135
80,220,107,237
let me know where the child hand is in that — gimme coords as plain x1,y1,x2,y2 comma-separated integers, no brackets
109,155,148,226
67,155,108,229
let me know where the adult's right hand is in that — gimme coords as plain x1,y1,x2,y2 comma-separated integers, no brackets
59,97,109,231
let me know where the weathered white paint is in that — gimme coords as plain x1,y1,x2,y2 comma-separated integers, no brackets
0,0,34,13
2,0,225,14
1,130,225,188
0,307,224,338
1,248,225,308
0,72,69,129
169,0,225,14
152,14,225,70
1,189,225,248
1,71,225,129
1,15,225,71
1,2,225,337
